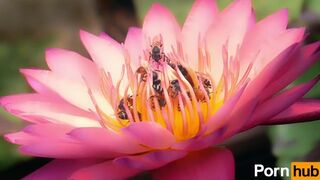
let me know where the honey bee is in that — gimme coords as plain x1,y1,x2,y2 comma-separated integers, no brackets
150,41,164,63
199,76,212,96
194,75,213,102
117,99,128,120
117,111,128,120
168,79,181,99
202,78,212,90
149,40,173,66
194,88,207,102
149,94,166,110
117,96,133,120
136,66,148,82
152,71,163,94
149,71,166,110
177,64,194,87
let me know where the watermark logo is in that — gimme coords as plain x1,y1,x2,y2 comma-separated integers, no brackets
291,162,320,180
254,162,320,179
254,164,289,178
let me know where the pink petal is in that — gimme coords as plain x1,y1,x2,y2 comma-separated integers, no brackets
20,69,95,112
124,27,143,70
224,44,298,135
46,47,115,115
205,82,248,134
206,0,253,82
152,147,234,180
142,3,181,53
19,140,123,159
19,141,100,159
21,71,59,98
114,150,187,170
70,160,140,180
4,124,93,159
5,124,122,159
251,28,305,74
240,9,288,65
24,159,103,180
0,93,100,127
99,32,121,47
121,122,176,149
172,128,225,151
303,41,320,56
79,30,127,88
4,123,73,146
182,0,218,69
260,42,320,101
248,75,320,127
265,99,320,125
68,127,148,154
45,48,98,82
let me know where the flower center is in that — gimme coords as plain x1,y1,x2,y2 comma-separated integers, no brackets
92,36,252,141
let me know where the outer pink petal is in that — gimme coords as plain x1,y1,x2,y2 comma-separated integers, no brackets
4,124,94,159
303,41,320,55
20,69,95,112
70,160,140,180
68,127,148,154
172,128,225,151
121,122,175,149
152,147,234,180
240,9,288,65
114,150,187,170
205,82,248,134
79,30,127,88
45,47,115,115
19,141,103,159
206,0,253,82
99,32,121,47
245,75,320,129
24,159,103,180
5,123,73,145
0,93,100,127
251,28,305,74
182,0,218,69
142,3,181,53
260,42,320,101
5,124,120,159
22,73,58,98
265,99,320,125
124,27,143,70
225,44,298,135
45,48,98,82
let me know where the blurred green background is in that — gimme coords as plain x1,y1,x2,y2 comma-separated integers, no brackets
0,0,319,179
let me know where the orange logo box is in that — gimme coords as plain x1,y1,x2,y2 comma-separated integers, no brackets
291,162,320,180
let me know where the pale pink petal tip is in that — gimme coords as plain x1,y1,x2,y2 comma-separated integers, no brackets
143,3,179,30
3,133,18,144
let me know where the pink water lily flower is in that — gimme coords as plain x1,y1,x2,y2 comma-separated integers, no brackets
2,0,320,179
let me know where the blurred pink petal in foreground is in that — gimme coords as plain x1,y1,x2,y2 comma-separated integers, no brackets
1,0,320,179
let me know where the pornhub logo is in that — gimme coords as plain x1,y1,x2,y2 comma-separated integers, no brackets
254,162,320,179
291,162,320,180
